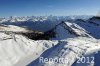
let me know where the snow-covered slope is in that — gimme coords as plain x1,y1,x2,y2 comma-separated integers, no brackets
0,33,100,66
52,21,92,40
27,21,100,66
28,37,100,66
73,17,100,39
0,25,32,33
0,15,100,66
0,32,58,66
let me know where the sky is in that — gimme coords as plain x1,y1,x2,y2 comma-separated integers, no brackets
0,0,100,17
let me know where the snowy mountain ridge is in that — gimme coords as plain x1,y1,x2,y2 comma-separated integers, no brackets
0,16,100,66
0,15,92,23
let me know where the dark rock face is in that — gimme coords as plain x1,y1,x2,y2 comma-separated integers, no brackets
89,16,100,21
90,16,100,20
22,30,55,40
88,16,100,26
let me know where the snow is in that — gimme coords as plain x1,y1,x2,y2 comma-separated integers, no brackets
0,15,100,66
28,37,100,66
0,15,91,32
0,32,58,66
52,21,92,40
73,18,100,39
0,25,32,33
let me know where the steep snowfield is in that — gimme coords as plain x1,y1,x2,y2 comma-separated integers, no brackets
1,33,100,66
73,17,100,39
28,37,100,66
52,22,92,40
0,32,58,66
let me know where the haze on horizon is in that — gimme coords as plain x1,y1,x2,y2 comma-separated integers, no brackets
0,0,100,17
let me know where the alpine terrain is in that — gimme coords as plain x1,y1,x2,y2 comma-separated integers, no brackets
0,15,100,66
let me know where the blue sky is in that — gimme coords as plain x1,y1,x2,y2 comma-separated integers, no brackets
0,0,100,17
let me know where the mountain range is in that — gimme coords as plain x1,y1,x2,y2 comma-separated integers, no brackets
0,15,100,66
